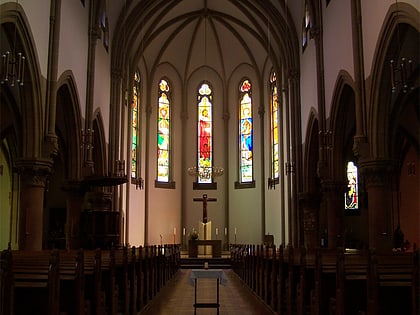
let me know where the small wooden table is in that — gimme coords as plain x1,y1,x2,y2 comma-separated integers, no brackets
189,269,227,314
188,240,222,258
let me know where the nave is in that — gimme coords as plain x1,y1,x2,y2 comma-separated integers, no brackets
139,268,275,315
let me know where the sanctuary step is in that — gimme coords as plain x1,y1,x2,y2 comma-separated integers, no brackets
180,252,231,269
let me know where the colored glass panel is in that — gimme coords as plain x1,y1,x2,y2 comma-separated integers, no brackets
131,72,140,179
157,79,171,182
239,79,253,183
197,83,213,183
270,72,279,179
345,161,359,210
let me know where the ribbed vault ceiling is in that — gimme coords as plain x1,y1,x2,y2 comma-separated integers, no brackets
114,0,299,81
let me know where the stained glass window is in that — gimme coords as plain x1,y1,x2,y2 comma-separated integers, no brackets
157,79,171,182
239,79,253,183
345,161,359,210
131,71,140,179
99,1,109,51
270,71,280,180
302,1,313,50
197,82,213,184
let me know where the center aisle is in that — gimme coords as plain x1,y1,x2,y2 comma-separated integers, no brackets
139,269,276,315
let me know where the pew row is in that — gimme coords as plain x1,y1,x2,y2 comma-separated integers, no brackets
230,244,419,315
0,244,181,315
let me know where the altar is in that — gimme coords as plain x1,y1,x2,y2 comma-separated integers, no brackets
188,240,222,258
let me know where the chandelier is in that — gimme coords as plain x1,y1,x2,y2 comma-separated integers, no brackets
1,1,26,86
187,166,224,179
389,0,414,93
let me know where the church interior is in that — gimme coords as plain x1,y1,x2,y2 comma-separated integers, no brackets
0,0,419,314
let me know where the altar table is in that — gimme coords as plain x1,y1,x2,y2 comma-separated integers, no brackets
188,239,222,257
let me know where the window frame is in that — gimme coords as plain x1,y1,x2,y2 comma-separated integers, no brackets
235,78,255,189
155,77,175,189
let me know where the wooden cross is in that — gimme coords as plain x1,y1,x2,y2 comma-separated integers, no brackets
193,194,217,223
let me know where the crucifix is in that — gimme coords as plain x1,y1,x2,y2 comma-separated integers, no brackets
193,194,217,255
193,194,217,224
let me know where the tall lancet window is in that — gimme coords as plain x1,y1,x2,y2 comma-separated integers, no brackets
157,79,171,183
345,161,359,211
270,71,280,185
131,71,141,180
239,79,254,183
197,82,213,184
302,0,314,51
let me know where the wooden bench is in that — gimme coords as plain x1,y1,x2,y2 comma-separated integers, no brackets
0,245,181,315
5,250,60,315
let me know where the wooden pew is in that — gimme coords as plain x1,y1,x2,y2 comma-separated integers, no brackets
1,249,13,315
368,249,418,315
1,245,181,315
6,250,60,315
58,249,85,315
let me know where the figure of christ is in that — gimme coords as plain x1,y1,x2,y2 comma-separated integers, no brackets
199,105,211,161
193,194,217,224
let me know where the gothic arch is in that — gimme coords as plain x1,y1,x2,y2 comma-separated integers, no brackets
56,71,83,180
369,2,420,159
0,2,43,158
303,108,320,194
92,110,107,177
329,71,356,180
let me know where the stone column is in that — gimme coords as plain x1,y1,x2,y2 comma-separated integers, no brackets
15,158,53,250
321,180,346,248
359,160,396,250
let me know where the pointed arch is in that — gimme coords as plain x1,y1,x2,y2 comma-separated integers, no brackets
56,71,83,180
303,107,320,193
329,71,356,179
369,2,420,158
92,110,107,177
0,2,44,158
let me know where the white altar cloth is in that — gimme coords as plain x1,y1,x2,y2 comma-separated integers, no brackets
189,269,227,286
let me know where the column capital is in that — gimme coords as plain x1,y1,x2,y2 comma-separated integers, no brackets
321,179,347,195
15,158,54,188
359,159,398,187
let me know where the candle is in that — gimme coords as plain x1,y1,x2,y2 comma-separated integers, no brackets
224,227,227,236
173,227,176,235
183,227,186,236
216,228,219,235
235,227,237,235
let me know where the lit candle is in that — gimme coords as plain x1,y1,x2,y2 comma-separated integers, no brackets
183,227,186,236
224,227,227,236
173,227,176,235
216,228,219,235
235,227,237,235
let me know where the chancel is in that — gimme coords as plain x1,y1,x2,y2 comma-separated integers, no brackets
0,1,418,315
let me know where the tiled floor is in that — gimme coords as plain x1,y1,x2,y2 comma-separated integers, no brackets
139,269,276,315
